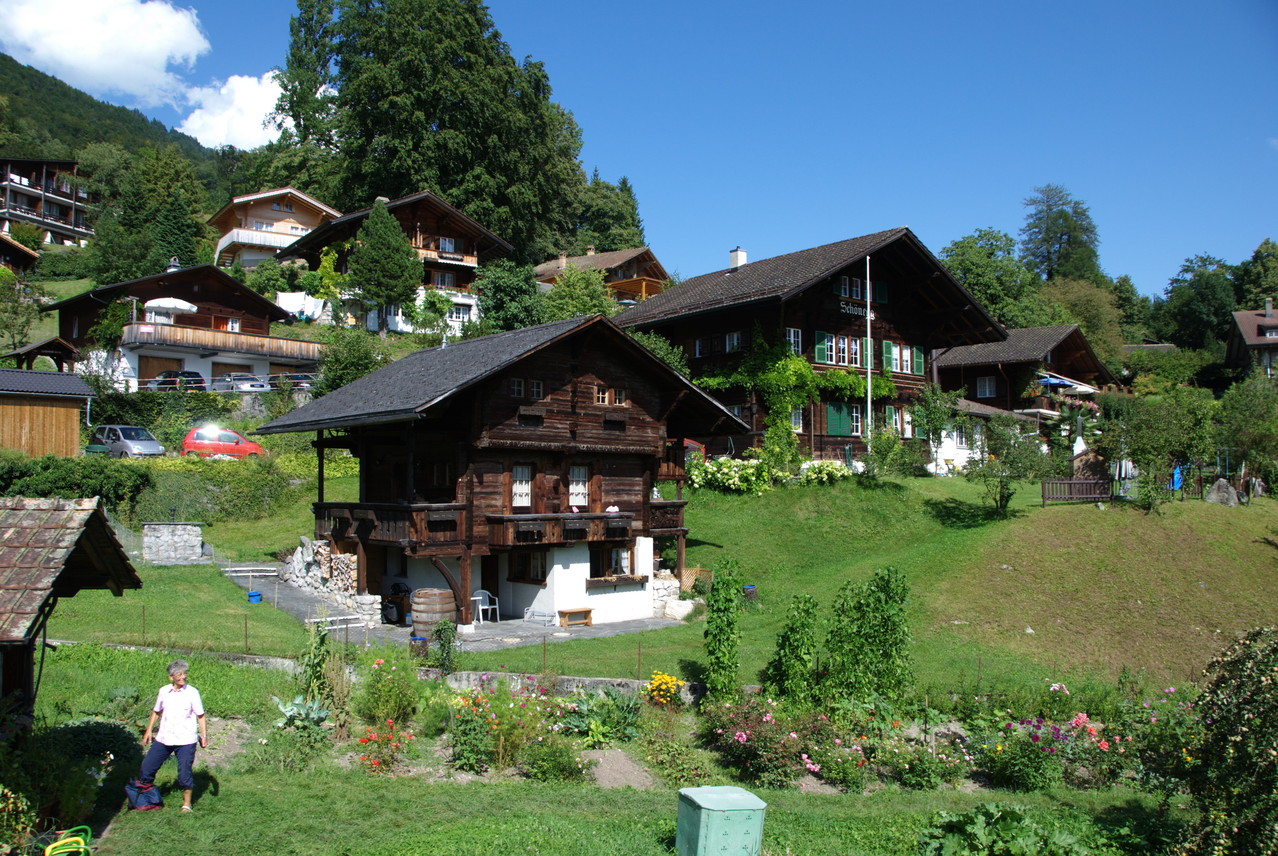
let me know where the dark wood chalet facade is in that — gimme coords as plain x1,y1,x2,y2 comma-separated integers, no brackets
616,228,1005,459
257,316,744,627
933,324,1117,419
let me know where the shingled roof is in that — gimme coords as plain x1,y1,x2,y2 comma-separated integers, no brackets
0,367,94,398
0,497,141,644
533,248,665,281
256,315,744,436
931,325,1081,368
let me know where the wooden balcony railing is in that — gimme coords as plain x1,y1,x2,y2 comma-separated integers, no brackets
486,512,635,547
648,500,687,533
607,276,665,302
316,502,468,547
121,323,324,362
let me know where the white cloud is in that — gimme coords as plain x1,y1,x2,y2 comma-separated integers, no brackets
178,72,283,149
1,0,210,106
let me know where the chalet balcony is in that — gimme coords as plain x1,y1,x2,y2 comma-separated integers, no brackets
1013,395,1061,416
417,248,479,268
120,322,324,363
607,276,665,302
216,228,299,260
486,512,635,547
648,500,687,535
315,502,468,551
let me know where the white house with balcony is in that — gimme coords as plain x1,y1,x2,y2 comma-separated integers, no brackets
209,187,340,269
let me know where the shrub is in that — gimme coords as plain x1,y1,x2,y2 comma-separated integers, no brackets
355,720,414,775
132,454,297,523
1173,626,1278,856
882,738,970,790
974,718,1067,791
517,735,595,783
702,561,743,702
645,671,686,707
917,803,1105,856
687,456,774,494
556,687,641,747
701,695,804,789
353,646,418,725
30,248,90,280
822,567,913,704
760,594,819,704
449,692,497,773
797,459,853,485
640,730,714,788
0,454,152,516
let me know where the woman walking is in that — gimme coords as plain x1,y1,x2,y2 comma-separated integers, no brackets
137,659,208,812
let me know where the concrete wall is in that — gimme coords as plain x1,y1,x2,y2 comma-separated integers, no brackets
142,523,205,564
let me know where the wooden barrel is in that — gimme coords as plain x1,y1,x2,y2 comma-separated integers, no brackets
411,588,455,635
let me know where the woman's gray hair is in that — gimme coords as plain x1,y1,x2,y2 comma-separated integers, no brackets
167,659,189,677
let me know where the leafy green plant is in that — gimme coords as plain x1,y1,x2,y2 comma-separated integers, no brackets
702,561,743,701
273,694,330,730
882,738,969,790
761,594,819,704
353,647,418,725
916,803,1099,856
429,619,458,673
822,567,913,703
449,691,497,773
974,718,1066,791
517,735,595,783
355,720,414,775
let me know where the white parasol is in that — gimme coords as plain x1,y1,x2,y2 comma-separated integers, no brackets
144,297,199,313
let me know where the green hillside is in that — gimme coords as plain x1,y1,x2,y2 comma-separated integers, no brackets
463,477,1278,691
0,52,214,165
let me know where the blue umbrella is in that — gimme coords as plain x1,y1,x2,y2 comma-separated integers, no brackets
1038,377,1072,387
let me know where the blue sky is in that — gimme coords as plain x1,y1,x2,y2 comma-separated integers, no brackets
5,0,1276,300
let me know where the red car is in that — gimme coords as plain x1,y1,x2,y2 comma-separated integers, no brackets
181,426,267,459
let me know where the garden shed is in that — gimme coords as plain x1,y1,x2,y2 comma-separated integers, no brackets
0,368,93,457
0,497,142,716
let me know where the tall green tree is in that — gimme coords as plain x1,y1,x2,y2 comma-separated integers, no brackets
1108,273,1150,339
474,260,546,331
761,594,819,703
328,0,584,264
1019,184,1104,284
1216,372,1278,480
963,412,1047,515
146,189,200,272
315,326,387,396
1150,255,1236,350
822,568,913,703
543,265,616,321
1231,238,1278,310
910,382,967,473
1041,278,1125,367
940,228,1063,327
568,171,645,254
0,268,47,352
345,199,421,335
271,0,339,147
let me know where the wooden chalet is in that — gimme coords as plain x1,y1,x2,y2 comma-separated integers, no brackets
0,497,141,715
278,189,515,334
43,264,322,390
256,315,744,627
616,228,1005,459
0,231,39,274
1225,298,1278,379
534,247,670,304
209,186,341,268
0,368,93,458
933,324,1117,419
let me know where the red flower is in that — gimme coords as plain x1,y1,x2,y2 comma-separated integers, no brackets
371,759,381,766
359,737,369,743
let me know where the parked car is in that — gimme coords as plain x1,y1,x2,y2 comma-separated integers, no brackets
181,426,267,459
212,373,270,393
269,372,316,390
148,370,206,391
87,424,165,458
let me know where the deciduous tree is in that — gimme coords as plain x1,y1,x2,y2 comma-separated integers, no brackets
1041,278,1125,367
963,412,1047,515
474,260,546,331
1150,255,1236,350
910,382,967,473
1231,237,1278,310
940,228,1065,328
543,265,616,321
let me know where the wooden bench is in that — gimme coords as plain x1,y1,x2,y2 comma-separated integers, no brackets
558,607,593,628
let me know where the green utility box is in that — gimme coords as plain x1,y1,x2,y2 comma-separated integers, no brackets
676,786,767,856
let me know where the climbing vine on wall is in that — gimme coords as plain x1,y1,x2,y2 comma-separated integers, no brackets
697,329,895,473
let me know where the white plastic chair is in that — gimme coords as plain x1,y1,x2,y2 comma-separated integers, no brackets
474,589,499,623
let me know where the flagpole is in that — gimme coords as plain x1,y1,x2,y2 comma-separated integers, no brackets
864,255,873,457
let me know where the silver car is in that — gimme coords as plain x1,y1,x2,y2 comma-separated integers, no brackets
212,373,270,392
90,425,165,458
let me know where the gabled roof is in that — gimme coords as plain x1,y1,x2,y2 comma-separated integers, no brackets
0,497,141,644
207,186,341,229
1,337,80,364
278,189,514,261
955,397,1037,423
933,325,1082,368
42,264,292,322
614,228,1004,346
1230,306,1278,348
534,248,668,282
257,315,746,436
0,232,40,262
0,367,93,398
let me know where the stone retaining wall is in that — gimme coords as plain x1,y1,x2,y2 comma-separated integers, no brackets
142,523,206,565
443,669,704,706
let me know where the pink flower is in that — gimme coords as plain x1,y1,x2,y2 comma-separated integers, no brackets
734,731,748,744
1098,740,1110,751
789,732,797,739
834,738,842,745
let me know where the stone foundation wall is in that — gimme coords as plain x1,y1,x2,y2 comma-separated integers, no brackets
283,537,380,623
142,523,205,565
650,572,694,619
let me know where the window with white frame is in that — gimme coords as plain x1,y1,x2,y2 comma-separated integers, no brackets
432,270,455,289
849,277,863,299
836,276,850,297
595,385,608,405
850,337,861,367
226,317,240,332
613,387,627,405
834,335,849,365
447,303,471,322
900,345,912,374
890,342,902,372
786,327,802,355
511,464,532,508
569,465,589,507
509,377,524,397
976,376,996,398
590,546,632,578
438,236,456,253
954,424,969,449
850,403,862,436
529,379,543,399
253,220,272,231
902,409,913,438
726,331,742,353
790,408,803,431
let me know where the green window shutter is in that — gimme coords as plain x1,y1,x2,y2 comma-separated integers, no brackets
883,340,894,373
826,402,850,436
863,338,872,369
884,405,897,431
815,331,829,364
876,280,889,303
913,346,924,375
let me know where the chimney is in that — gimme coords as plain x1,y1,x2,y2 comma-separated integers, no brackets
558,251,567,270
586,245,596,256
166,256,181,272
1267,297,1273,318
730,247,747,269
